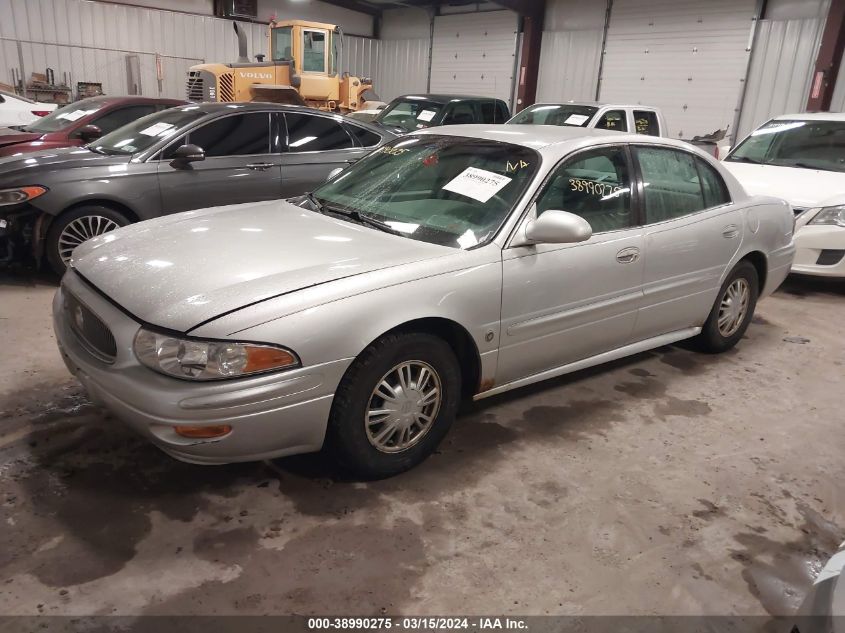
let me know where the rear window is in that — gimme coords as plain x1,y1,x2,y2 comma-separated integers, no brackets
508,103,599,127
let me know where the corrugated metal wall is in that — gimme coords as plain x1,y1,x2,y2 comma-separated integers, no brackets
599,0,757,140
736,17,827,139
429,11,518,105
0,0,375,101
373,38,429,102
536,29,603,103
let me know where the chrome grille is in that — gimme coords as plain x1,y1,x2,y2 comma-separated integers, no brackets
64,292,117,363
219,72,235,101
186,71,204,101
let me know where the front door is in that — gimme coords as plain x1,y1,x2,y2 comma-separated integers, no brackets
278,112,368,197
632,145,742,339
157,111,281,214
497,144,645,385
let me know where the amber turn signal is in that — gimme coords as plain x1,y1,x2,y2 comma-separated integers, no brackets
174,425,232,439
244,346,298,373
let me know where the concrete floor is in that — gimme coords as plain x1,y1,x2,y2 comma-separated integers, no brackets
0,270,843,617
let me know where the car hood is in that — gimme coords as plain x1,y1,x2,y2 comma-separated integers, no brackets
0,127,42,148
722,161,845,209
0,146,130,182
71,199,453,332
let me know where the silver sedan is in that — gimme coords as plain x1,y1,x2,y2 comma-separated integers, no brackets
53,125,796,478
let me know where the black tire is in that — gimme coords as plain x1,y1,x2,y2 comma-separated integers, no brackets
693,260,759,353
46,206,131,276
325,332,461,479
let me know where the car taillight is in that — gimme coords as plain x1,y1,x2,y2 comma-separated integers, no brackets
30,110,51,117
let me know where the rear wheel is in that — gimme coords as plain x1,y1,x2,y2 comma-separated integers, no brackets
694,260,759,353
325,332,461,479
46,206,130,275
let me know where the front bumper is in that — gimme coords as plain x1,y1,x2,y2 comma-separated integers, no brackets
792,224,845,278
52,270,351,464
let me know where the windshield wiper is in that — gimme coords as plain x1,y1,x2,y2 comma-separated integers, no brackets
322,203,404,237
789,161,842,172
728,156,763,164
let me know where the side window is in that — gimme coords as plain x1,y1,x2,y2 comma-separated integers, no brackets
303,29,326,72
479,101,495,123
595,110,628,132
496,101,510,122
637,146,706,223
88,105,156,136
188,113,270,156
535,146,633,233
285,113,353,151
345,123,381,148
634,110,660,136
695,157,731,208
442,102,476,125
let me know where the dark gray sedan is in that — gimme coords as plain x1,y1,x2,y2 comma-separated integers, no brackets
0,102,393,274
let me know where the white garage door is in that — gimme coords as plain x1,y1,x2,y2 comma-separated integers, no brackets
599,0,757,140
429,10,519,107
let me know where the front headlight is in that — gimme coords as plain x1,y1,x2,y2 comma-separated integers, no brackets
133,329,299,381
809,205,845,227
0,186,48,206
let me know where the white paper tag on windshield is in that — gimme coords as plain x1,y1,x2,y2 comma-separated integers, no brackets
443,167,512,203
417,109,437,122
57,109,88,122
564,113,589,125
140,122,175,137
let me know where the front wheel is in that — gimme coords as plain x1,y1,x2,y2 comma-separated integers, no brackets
694,260,759,353
45,206,130,275
325,332,461,479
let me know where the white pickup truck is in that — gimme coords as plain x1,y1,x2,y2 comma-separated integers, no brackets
507,101,667,136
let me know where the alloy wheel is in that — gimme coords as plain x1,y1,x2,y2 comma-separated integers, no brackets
57,215,121,264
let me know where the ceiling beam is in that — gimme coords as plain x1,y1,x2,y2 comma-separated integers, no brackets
318,0,382,17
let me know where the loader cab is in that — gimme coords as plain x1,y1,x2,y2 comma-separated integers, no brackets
270,21,338,77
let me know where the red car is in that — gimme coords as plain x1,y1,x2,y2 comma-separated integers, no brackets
0,95,186,157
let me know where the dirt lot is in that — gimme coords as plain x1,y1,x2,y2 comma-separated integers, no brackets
0,271,843,617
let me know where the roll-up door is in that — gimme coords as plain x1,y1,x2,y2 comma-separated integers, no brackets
429,10,519,107
599,0,757,139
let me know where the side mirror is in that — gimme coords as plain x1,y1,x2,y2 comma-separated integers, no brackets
170,144,205,167
523,210,592,244
326,167,344,181
78,124,102,142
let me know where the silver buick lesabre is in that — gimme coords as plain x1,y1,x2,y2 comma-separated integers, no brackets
53,125,795,478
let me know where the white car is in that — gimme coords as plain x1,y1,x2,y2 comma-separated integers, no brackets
0,90,57,128
723,113,845,277
507,102,668,137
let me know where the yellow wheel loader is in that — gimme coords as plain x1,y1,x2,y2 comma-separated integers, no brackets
186,20,378,112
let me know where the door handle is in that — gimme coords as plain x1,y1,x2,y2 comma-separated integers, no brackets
616,247,640,264
722,224,739,239
246,162,275,171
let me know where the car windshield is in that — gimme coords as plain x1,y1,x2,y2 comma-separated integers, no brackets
726,119,845,172
22,102,104,133
88,107,206,155
311,135,539,249
374,99,445,132
508,104,598,127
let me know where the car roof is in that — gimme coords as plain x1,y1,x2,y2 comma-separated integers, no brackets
174,101,352,115
411,123,699,155
394,94,506,104
527,101,659,110
66,95,186,107
772,112,845,122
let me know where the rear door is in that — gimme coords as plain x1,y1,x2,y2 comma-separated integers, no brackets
157,111,281,214
633,145,741,339
278,112,368,196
